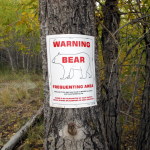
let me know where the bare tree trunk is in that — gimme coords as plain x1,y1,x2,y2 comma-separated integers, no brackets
39,0,109,150
16,51,19,69
136,27,150,150
36,54,40,73
22,53,25,70
6,48,15,71
101,0,120,150
26,54,29,73
33,55,37,73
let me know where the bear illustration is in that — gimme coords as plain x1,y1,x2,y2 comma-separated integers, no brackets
52,52,92,79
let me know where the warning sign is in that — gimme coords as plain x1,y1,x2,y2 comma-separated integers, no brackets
46,34,97,108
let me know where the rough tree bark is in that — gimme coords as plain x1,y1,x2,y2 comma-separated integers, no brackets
39,0,109,150
136,26,150,150
101,0,120,150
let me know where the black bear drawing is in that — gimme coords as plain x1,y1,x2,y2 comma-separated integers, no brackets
52,52,92,79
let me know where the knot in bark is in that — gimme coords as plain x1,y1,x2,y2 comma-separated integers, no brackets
68,123,77,136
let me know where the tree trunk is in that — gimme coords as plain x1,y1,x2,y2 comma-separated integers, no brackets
26,54,29,73
6,48,15,71
101,0,120,150
39,0,109,150
136,27,150,150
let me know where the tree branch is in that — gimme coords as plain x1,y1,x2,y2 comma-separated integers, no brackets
114,14,150,35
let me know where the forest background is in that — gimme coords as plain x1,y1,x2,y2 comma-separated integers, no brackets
0,0,149,150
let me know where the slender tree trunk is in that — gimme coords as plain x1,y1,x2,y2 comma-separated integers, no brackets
23,54,25,70
37,54,41,73
136,27,150,150
6,48,15,71
26,55,29,73
39,0,109,149
34,55,38,73
16,51,18,69
101,0,120,150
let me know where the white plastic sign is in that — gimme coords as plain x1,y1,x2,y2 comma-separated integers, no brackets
46,34,97,108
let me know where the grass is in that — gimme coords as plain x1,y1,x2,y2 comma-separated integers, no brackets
0,86,30,107
0,67,43,83
0,68,43,108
